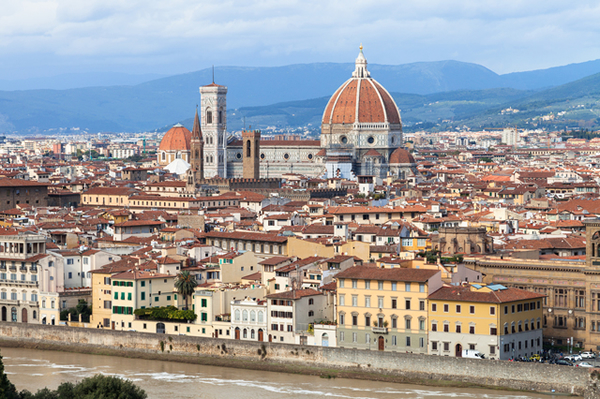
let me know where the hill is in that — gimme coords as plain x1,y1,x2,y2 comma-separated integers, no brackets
3,59,600,133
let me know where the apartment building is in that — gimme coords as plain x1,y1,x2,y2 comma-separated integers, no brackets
428,283,545,360
335,266,442,353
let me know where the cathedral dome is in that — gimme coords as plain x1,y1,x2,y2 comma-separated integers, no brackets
322,48,401,126
159,124,192,153
389,147,415,164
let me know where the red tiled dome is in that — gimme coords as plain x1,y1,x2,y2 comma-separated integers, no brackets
389,148,415,164
159,124,192,152
322,50,401,126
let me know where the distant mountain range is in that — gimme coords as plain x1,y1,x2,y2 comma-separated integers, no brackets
3,59,600,134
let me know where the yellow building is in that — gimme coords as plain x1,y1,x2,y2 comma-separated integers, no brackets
81,187,137,207
110,269,176,331
428,284,545,360
335,266,442,353
287,236,370,261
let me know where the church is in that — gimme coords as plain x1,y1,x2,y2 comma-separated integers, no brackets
158,47,418,181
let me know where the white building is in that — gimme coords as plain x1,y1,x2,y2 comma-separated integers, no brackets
231,297,268,342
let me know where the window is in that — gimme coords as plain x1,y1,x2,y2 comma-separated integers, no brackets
431,322,437,332
456,305,461,313
469,306,475,314
378,281,383,290
308,311,314,317
338,279,344,288
339,313,345,325
432,341,438,351
365,280,370,289
378,297,384,308
455,324,461,333
339,295,345,306
391,282,397,291
365,315,371,327
576,290,585,308
141,292,146,300
419,283,425,293
443,323,449,332
469,325,475,334
365,296,371,308
405,318,411,330
504,305,508,314
352,279,357,288
352,295,358,307
432,303,437,312
419,300,425,311
490,306,495,315
489,346,496,355
392,317,397,329
391,335,397,346
405,299,411,310
443,304,449,312
443,342,450,351
405,283,411,292
352,315,358,326
352,332,357,343
391,299,397,309
406,336,411,347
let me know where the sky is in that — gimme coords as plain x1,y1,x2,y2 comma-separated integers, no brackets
2,0,600,80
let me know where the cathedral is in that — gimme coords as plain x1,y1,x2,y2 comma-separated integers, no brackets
158,47,417,181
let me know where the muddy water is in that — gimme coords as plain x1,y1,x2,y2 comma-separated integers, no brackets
1,347,549,399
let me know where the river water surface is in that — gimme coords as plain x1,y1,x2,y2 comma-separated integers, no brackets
1,347,549,399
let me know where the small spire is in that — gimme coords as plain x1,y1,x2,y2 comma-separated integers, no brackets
360,43,363,52
192,106,202,139
212,65,215,84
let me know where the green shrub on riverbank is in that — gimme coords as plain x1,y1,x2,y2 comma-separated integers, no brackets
134,306,197,322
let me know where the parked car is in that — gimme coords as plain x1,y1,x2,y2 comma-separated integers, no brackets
577,362,594,368
565,354,583,362
529,354,541,362
581,352,596,359
555,359,573,366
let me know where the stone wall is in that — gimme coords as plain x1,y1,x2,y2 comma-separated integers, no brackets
0,322,591,396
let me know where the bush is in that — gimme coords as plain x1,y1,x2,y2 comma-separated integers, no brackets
134,306,197,322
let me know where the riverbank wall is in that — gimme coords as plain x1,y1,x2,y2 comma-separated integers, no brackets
0,322,592,396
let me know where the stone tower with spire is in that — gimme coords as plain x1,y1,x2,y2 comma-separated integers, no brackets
200,80,228,178
186,108,204,193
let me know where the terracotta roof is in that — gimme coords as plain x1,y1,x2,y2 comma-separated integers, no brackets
389,148,415,164
335,265,438,282
428,285,546,303
158,125,192,153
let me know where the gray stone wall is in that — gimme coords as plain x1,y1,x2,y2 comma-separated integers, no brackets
0,322,590,396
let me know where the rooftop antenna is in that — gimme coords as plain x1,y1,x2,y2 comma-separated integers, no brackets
212,65,215,84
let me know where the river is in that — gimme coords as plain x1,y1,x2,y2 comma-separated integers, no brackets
1,347,549,399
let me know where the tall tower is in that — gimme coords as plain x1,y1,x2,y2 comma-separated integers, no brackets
200,82,228,178
190,107,204,181
242,130,261,179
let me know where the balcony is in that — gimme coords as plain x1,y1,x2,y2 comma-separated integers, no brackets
29,267,37,273
19,267,27,272
8,266,16,271
372,327,388,334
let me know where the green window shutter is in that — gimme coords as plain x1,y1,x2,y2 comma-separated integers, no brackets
155,296,159,302
174,294,177,300
112,306,116,313
141,292,145,300
114,292,118,300
121,292,125,300
167,296,171,301
127,293,132,301
201,299,207,307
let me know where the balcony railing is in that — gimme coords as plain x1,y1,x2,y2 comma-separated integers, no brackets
372,327,388,334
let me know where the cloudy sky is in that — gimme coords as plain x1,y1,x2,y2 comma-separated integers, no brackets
2,0,600,80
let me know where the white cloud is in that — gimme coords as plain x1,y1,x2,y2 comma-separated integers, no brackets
1,0,600,77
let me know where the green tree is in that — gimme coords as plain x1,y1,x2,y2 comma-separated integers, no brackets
175,271,198,310
65,375,146,399
0,352,19,399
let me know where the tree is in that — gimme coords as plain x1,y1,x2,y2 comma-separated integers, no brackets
0,352,19,399
175,271,198,310
65,375,146,399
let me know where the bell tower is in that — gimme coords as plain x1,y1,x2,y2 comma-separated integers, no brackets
242,130,261,179
200,82,228,178
190,107,204,182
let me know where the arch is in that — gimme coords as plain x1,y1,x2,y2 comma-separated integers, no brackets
322,333,329,347
234,309,240,321
258,329,264,341
206,110,213,124
21,308,27,323
218,110,223,124
11,307,17,322
246,140,252,157
455,343,463,357
250,329,255,339
243,328,247,339
242,310,248,322
250,310,256,322
32,310,37,320
156,322,166,334
1,306,6,322
378,336,384,351
235,327,241,340
258,311,264,323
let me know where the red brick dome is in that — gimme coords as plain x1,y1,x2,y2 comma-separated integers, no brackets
389,148,415,164
159,124,192,152
322,49,401,126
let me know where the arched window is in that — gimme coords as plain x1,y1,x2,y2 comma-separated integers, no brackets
250,329,255,339
206,110,213,124
234,309,240,321
246,140,251,157
242,310,248,322
42,299,46,308
161,152,166,161
258,311,264,323
308,298,314,305
243,328,247,338
308,310,314,317
32,310,37,319
218,110,223,124
250,311,256,322
51,300,55,309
